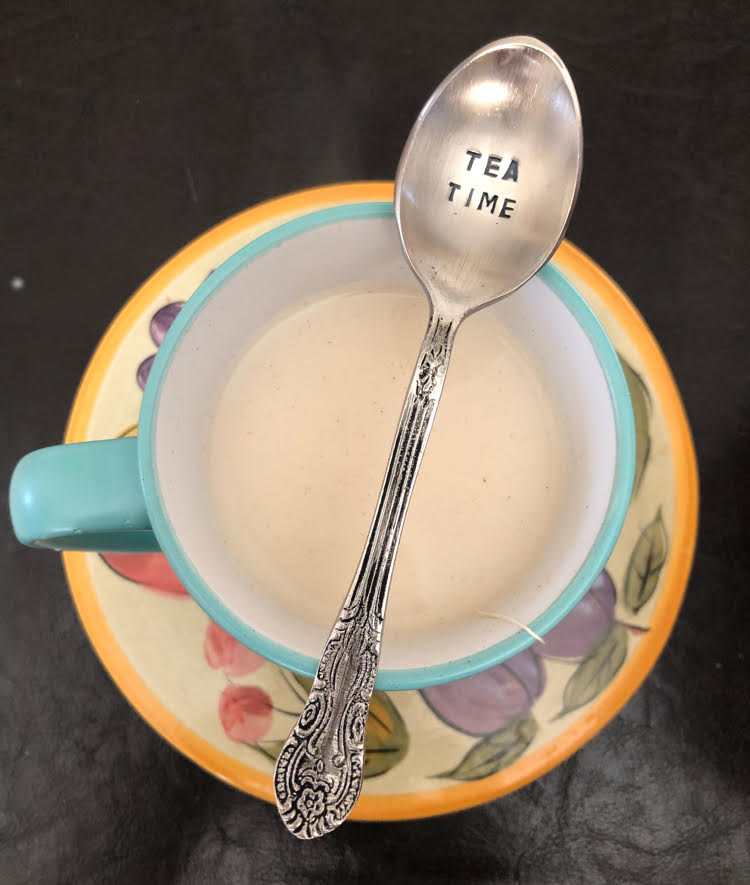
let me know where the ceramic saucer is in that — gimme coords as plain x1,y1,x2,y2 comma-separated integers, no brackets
62,182,698,820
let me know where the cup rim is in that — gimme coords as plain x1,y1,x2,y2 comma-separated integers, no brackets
139,201,635,690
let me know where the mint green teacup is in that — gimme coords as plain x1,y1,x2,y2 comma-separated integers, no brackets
10,202,634,689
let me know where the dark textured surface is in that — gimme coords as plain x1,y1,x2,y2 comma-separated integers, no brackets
2,1,749,882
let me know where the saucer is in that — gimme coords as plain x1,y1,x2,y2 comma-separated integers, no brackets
62,182,698,820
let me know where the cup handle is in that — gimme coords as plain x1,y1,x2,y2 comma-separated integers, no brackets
9,437,159,552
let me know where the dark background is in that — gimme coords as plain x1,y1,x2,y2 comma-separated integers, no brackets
2,1,748,882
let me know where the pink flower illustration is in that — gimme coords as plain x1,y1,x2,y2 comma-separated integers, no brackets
204,622,266,677
101,552,189,597
218,684,273,743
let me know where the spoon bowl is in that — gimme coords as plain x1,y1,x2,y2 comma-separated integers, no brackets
396,36,582,317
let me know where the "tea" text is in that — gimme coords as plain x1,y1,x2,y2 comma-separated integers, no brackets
447,148,520,219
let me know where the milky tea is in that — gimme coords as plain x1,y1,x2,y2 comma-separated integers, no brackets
208,287,569,645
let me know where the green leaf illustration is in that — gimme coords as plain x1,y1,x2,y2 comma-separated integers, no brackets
362,691,410,777
293,673,314,694
619,355,652,494
437,713,537,781
559,622,628,716
252,739,285,763
291,672,409,778
624,507,669,613
117,422,139,439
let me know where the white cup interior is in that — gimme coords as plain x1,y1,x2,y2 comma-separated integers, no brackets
152,214,616,673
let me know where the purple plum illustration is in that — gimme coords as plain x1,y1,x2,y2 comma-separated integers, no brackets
150,302,185,346
537,570,616,660
136,354,155,390
137,301,184,390
420,647,545,737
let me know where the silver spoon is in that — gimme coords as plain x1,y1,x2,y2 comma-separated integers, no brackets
274,35,582,839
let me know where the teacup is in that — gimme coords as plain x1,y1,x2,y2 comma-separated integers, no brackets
10,202,635,689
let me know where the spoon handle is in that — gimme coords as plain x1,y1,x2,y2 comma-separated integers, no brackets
274,309,460,838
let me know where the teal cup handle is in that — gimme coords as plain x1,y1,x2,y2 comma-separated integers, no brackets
9,437,160,552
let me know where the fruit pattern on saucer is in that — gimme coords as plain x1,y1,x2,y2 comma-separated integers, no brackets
99,298,667,784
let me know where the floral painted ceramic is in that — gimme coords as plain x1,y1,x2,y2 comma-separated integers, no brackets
62,182,698,820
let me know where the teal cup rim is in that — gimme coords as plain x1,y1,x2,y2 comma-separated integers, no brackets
139,201,636,690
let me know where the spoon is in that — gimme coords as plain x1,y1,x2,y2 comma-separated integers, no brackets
274,35,582,839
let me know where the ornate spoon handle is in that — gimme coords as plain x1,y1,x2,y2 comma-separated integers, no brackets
274,310,459,838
